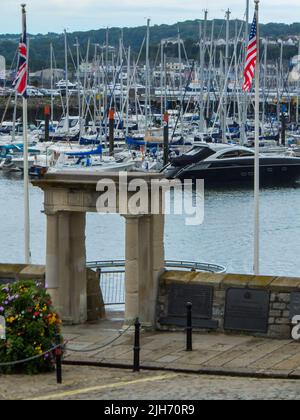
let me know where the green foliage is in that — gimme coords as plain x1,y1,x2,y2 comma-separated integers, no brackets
0,281,62,375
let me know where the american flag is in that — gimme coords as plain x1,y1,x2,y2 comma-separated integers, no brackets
243,13,258,92
13,10,27,98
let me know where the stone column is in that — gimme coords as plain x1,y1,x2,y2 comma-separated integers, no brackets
70,212,87,324
146,214,165,326
123,214,165,328
45,211,87,324
45,213,59,308
124,215,143,323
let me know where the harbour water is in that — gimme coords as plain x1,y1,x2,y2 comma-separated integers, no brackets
1,173,300,277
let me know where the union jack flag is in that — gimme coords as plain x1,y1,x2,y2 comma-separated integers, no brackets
243,12,257,92
13,9,27,98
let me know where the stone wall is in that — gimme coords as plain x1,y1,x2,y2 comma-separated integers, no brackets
0,264,45,285
0,264,105,323
158,271,300,339
87,268,106,322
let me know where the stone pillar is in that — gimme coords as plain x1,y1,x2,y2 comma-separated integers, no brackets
70,212,87,324
124,215,143,323
45,213,59,312
146,214,165,326
45,211,87,324
123,214,165,328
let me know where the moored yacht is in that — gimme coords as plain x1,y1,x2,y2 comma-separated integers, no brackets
163,144,300,185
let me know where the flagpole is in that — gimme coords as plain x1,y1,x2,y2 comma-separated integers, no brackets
254,0,260,275
21,4,30,264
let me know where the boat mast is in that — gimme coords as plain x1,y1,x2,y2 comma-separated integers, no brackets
75,38,81,132
64,29,69,136
199,10,207,133
145,18,151,132
50,43,54,123
206,19,215,120
126,46,131,137
262,38,268,134
222,8,231,143
296,38,300,125
276,63,280,130
160,40,164,123
241,0,250,145
120,30,124,123
104,28,109,146
12,92,17,143
178,26,183,137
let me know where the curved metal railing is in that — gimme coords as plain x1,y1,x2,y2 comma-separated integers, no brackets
87,259,226,274
87,260,226,306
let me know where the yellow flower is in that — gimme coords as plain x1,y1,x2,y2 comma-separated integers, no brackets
7,316,15,324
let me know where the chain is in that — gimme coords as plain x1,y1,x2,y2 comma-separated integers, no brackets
0,343,63,367
66,323,133,353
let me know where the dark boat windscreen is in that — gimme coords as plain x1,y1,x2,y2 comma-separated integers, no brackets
171,147,216,167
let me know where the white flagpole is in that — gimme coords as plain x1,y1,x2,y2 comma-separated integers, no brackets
21,4,31,264
254,0,260,275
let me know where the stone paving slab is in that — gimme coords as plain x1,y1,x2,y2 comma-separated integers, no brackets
62,318,300,379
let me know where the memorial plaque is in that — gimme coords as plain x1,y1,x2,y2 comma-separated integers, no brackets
168,284,213,319
290,293,300,320
224,288,270,334
160,283,218,329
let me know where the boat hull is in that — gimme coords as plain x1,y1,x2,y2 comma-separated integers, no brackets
167,158,300,186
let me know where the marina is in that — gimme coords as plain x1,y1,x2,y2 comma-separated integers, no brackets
1,0,300,403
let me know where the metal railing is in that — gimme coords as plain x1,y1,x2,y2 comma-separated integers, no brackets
87,259,226,273
87,260,226,306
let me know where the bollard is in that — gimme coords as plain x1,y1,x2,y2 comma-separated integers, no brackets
186,302,193,352
133,318,141,372
55,333,62,384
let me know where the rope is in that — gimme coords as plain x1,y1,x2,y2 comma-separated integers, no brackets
0,343,63,368
66,323,133,353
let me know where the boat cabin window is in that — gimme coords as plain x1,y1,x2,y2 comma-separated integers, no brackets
186,148,205,156
217,150,255,159
238,150,255,157
217,150,240,159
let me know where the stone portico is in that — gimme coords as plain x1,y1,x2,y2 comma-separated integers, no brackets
32,172,166,327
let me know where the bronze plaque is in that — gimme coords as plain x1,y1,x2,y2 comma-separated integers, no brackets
167,283,214,319
224,288,270,333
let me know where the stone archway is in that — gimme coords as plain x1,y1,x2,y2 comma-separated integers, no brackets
32,172,165,328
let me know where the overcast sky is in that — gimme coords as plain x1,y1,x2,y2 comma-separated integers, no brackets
0,0,300,34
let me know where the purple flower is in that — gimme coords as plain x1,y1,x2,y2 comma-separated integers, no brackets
0,307,4,313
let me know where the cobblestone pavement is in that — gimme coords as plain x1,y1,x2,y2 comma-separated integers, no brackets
62,315,300,378
1,366,300,400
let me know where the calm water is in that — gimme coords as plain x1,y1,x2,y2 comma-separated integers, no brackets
1,173,300,277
